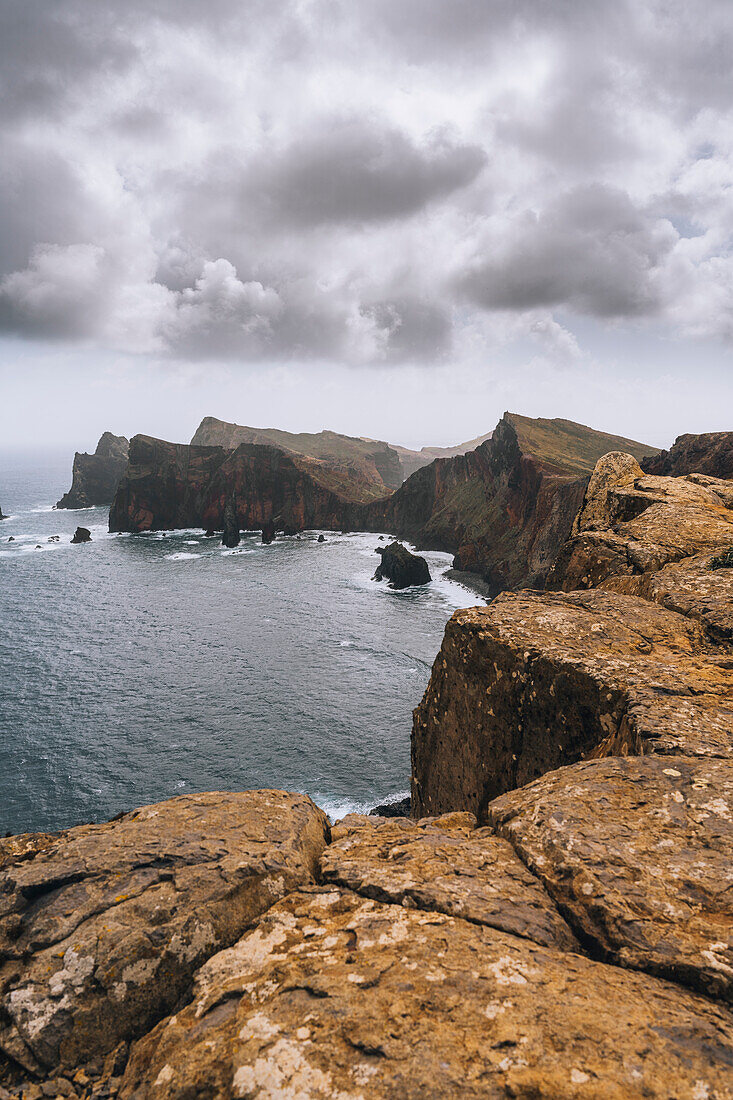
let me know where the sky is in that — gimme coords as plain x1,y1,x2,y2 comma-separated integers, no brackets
0,0,731,451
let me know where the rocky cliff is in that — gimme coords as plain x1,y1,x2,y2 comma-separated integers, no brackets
56,434,129,510
364,412,654,594
109,434,374,534
191,417,403,495
642,429,733,479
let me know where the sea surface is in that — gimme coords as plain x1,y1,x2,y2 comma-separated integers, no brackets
0,447,482,835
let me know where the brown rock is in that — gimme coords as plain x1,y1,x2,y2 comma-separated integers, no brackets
120,887,733,1099
0,792,328,1077
320,813,579,950
411,590,733,819
550,462,733,593
642,429,733,479
490,754,733,1003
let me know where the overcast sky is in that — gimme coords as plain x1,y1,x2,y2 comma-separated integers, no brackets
1,0,731,450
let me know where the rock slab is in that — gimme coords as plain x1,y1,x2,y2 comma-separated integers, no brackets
120,887,733,1099
0,791,328,1077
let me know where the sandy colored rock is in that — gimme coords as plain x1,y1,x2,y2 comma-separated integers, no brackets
320,813,579,950
571,451,643,533
0,791,328,1077
551,462,733,593
120,886,733,1099
412,590,733,819
490,755,733,1004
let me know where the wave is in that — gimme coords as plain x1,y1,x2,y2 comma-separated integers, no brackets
314,788,410,822
164,552,201,561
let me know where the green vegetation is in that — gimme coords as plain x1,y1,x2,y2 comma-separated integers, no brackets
507,413,658,474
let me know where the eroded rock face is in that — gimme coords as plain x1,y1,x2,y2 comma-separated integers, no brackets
411,590,733,820
489,755,733,1003
0,791,328,1077
56,434,129,510
373,541,431,589
550,462,733,594
108,435,374,534
642,430,733,480
120,886,733,1100
321,812,579,950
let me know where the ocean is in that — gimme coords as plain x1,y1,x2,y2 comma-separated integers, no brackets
0,447,482,835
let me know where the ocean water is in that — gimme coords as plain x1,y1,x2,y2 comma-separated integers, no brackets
0,447,483,835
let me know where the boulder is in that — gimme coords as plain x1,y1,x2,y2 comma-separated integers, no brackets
70,527,91,544
220,498,240,548
411,590,733,819
120,886,733,1099
0,791,328,1077
261,519,275,544
321,813,579,950
367,795,411,817
490,754,733,1003
317,533,326,542
0,506,6,520
373,541,430,589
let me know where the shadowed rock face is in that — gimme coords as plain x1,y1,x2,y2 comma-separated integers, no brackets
120,885,733,1100
56,434,129,509
642,430,733,479
362,413,599,595
108,435,373,534
373,541,431,588
0,791,328,1078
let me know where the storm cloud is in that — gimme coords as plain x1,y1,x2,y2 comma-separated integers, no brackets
0,0,731,365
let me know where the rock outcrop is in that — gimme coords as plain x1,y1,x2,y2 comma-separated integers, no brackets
0,791,328,1081
0,506,6,520
70,527,91,544
412,589,733,819
108,435,377,534
490,755,733,1002
363,412,654,595
373,541,431,588
642,429,733,479
191,417,403,495
121,881,733,1099
221,498,240,548
56,434,129,510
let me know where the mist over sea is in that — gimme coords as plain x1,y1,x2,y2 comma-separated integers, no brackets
0,447,481,835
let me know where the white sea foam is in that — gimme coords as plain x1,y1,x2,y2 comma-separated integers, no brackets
315,789,410,822
165,552,200,561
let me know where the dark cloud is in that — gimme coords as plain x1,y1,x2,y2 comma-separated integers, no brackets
459,186,677,317
241,120,487,227
0,0,730,363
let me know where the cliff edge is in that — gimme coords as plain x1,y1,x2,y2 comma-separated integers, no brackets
56,433,129,510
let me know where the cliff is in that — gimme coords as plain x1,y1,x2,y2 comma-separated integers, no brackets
642,429,733,478
389,430,494,480
109,434,375,534
56,433,129,509
191,416,403,494
364,412,655,594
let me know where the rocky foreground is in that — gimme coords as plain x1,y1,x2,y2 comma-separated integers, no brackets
3,442,733,1097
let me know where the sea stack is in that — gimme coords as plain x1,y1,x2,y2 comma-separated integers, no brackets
0,505,6,520
261,519,275,544
70,527,92,543
373,541,431,588
221,498,240,548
